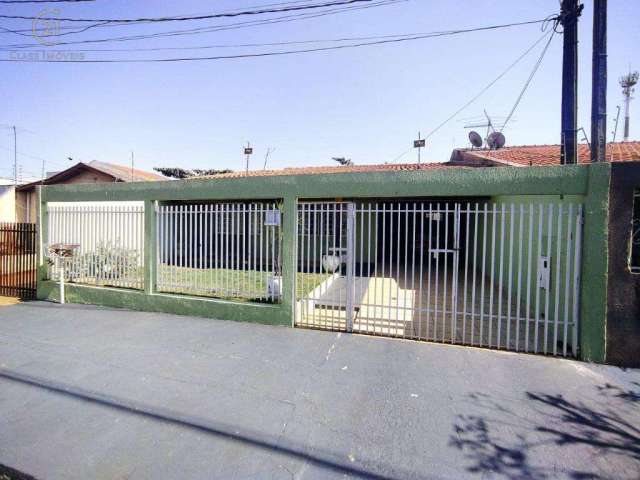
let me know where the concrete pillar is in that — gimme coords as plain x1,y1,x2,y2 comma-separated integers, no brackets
144,200,157,295
280,195,297,326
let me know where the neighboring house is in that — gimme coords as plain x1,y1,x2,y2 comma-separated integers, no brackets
15,160,166,223
197,162,458,179
449,140,640,166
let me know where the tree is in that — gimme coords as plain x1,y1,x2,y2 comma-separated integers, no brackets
154,167,233,179
331,157,353,166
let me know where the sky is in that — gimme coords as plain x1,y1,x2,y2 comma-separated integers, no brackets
0,0,639,181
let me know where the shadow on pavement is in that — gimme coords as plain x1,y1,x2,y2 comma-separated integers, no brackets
449,382,640,479
0,463,38,480
0,369,398,480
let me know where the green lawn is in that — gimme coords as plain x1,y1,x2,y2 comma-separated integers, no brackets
157,265,328,302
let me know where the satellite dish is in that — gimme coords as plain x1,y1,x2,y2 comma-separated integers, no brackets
468,131,483,148
487,131,506,149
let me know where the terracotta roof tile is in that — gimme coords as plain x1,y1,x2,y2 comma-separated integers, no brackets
453,141,640,166
198,162,464,179
88,160,166,182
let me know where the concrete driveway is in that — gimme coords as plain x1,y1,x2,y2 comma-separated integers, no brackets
0,301,638,480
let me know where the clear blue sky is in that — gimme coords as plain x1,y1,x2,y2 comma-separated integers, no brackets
1,0,638,179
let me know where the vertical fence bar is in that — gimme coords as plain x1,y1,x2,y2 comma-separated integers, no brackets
515,204,524,351
441,204,449,342
563,204,574,357
534,204,543,353
553,204,563,355
571,205,583,356
497,204,506,349
479,204,488,346
543,204,554,354
450,204,460,343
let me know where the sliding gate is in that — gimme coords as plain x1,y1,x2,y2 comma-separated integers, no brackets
296,201,583,357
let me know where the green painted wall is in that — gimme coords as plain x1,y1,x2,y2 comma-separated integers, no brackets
579,163,611,362
38,280,289,325
37,164,610,361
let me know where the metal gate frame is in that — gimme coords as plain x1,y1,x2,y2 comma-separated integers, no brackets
295,200,583,357
0,222,37,300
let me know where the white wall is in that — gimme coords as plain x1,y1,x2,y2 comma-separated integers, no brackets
0,185,16,222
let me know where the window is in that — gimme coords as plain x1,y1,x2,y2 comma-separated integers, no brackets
630,191,640,273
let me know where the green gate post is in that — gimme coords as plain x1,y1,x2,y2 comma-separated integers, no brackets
579,163,610,363
144,200,157,295
37,185,48,282
281,195,297,326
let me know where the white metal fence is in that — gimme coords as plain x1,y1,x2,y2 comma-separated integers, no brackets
296,201,583,357
156,202,282,302
47,203,145,289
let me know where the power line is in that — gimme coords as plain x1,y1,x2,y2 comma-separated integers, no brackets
2,0,322,34
0,0,94,3
389,29,555,163
1,0,404,49
0,0,373,23
2,18,548,53
1,18,552,62
500,31,556,132
422,30,554,141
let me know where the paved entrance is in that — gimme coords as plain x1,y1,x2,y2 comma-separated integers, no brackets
0,302,638,479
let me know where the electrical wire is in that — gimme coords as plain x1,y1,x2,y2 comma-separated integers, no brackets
4,0,321,34
0,17,549,53
388,29,555,163
0,0,94,3
1,18,552,62
0,0,373,22
0,0,404,48
500,29,556,131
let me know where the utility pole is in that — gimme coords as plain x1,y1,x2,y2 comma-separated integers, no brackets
130,151,134,181
560,0,583,165
13,125,17,185
243,142,253,175
413,132,425,164
591,0,607,162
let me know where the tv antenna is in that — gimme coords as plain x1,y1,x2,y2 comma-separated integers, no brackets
464,110,507,149
263,147,275,170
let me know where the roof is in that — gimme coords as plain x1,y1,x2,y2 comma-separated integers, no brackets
198,162,464,179
17,160,165,191
450,141,640,167
88,160,166,182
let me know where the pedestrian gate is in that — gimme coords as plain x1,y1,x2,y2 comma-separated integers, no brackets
0,222,37,299
296,201,583,357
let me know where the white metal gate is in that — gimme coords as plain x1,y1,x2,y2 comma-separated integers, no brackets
296,201,583,357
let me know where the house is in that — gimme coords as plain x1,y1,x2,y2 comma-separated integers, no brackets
449,141,640,166
15,160,166,222
26,140,640,367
